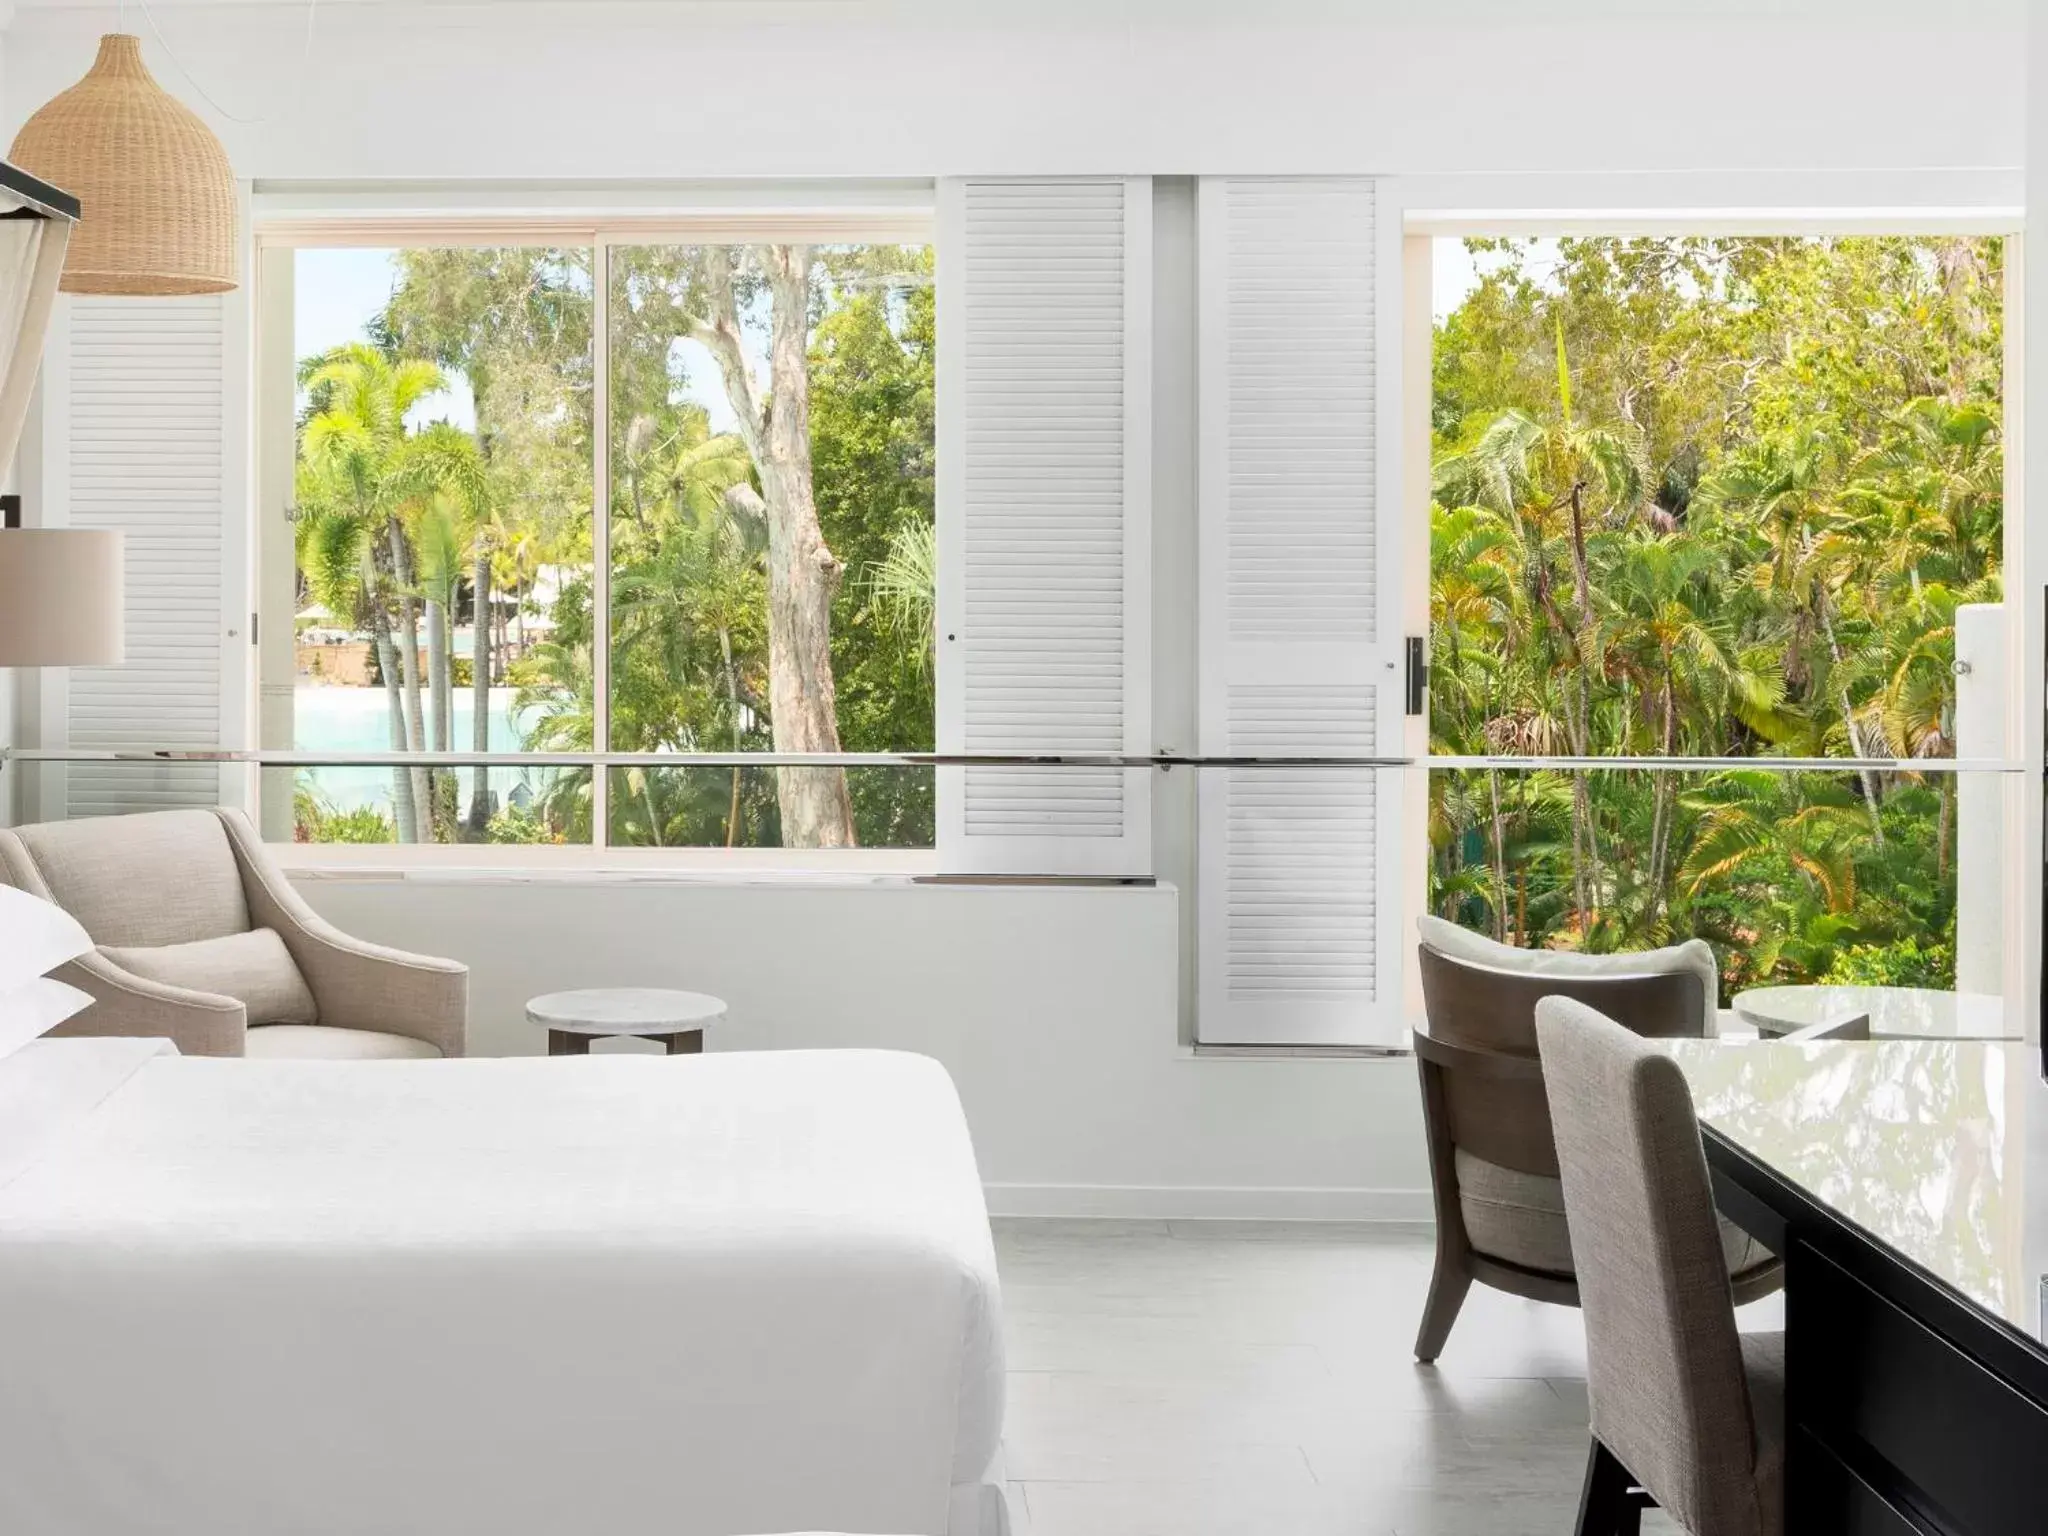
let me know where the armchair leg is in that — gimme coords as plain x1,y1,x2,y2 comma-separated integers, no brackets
1413,1248,1473,1363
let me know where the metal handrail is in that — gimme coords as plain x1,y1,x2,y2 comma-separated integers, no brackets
0,748,2028,774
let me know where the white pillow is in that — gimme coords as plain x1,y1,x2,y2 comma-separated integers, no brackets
1416,914,1721,1018
0,884,93,995
0,976,94,1060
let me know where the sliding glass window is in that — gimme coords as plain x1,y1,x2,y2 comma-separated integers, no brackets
258,227,935,852
1424,232,2012,1000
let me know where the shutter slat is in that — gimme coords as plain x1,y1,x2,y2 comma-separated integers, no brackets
1198,177,1397,1047
64,295,225,816
938,176,1151,876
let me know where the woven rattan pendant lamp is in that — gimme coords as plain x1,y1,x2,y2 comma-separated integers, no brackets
7,34,236,295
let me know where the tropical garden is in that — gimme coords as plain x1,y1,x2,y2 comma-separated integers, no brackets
1429,235,2004,996
289,241,936,849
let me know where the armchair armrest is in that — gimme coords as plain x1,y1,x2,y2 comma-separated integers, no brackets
50,951,247,1057
215,812,467,1057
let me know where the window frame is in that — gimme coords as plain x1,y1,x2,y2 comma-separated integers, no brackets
1391,178,2031,1030
248,192,942,865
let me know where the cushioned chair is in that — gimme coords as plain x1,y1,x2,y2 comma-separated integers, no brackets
1536,997,1784,1536
1411,923,1781,1364
0,808,465,1059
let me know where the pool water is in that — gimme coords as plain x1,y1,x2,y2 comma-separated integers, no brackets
291,685,548,815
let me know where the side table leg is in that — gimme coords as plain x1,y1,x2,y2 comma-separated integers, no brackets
549,1030,593,1056
665,1030,704,1056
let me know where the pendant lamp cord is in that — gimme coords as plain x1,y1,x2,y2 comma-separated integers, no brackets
121,0,320,128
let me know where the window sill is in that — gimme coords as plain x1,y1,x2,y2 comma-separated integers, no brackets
275,845,940,886
274,847,1174,893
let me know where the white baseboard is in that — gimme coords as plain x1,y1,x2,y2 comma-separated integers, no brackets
983,1182,1433,1223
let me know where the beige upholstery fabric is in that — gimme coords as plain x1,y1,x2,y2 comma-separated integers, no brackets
104,929,318,1026
0,810,249,946
214,810,466,1058
1417,914,1720,1030
1535,997,1782,1536
245,1024,442,1060
1742,1331,1787,1524
0,808,467,1060
39,950,248,1057
1454,1150,1779,1282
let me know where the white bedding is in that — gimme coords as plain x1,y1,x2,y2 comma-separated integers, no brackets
0,1041,1006,1536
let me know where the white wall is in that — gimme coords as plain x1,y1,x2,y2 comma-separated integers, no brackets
4,0,2032,1211
296,871,1430,1218
0,1,2025,183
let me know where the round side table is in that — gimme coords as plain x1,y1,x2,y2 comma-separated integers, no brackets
525,988,729,1057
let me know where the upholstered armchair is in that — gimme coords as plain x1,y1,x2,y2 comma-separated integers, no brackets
1410,918,1781,1364
0,807,466,1059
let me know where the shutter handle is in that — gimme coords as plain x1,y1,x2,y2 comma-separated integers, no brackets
1404,637,1428,716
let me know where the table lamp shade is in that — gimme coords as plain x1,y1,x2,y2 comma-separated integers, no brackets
0,529,124,665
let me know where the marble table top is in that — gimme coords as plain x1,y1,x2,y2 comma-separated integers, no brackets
525,988,729,1036
1666,1038,2048,1352
1731,984,2016,1041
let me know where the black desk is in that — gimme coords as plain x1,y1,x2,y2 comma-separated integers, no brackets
1668,1040,2048,1535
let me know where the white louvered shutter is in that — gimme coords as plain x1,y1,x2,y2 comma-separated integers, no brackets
1195,177,1403,1046
936,177,1151,876
60,296,231,816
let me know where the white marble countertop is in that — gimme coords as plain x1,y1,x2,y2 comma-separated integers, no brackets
1730,984,2016,1040
1665,1038,2048,1349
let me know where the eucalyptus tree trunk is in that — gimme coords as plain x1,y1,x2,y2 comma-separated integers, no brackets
467,547,494,836
387,521,435,841
691,245,856,849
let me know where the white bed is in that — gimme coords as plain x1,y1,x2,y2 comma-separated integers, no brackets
0,1039,1008,1536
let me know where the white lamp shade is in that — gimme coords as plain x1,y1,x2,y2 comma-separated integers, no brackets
0,528,124,664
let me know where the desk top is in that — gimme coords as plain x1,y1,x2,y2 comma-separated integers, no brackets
1666,1039,2048,1353
1729,985,2016,1041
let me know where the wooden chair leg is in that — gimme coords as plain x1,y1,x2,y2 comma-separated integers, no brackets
1412,1248,1473,1363
1575,1439,1643,1536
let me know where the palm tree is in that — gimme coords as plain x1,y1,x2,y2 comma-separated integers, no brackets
512,635,596,841
298,345,442,839
1675,768,1867,982
1695,429,1889,842
1430,322,1657,933
607,422,761,845
866,517,938,677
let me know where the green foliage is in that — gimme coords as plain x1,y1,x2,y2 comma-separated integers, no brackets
1823,939,1957,989
485,802,559,846
295,242,936,849
294,778,397,845
1431,235,2001,995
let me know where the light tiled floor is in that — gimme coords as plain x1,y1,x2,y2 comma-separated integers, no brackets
994,1218,1781,1536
